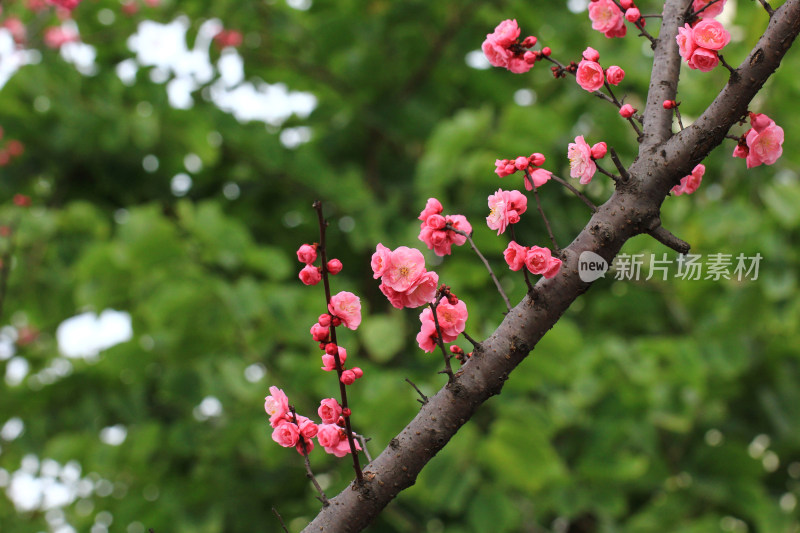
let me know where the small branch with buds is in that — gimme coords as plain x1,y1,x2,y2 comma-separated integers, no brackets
290,407,330,506
313,201,363,483
429,295,455,383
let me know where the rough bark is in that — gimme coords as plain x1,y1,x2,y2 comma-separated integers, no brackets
304,1,800,531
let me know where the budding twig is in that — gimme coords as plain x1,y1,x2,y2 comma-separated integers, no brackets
447,225,511,313
312,201,363,483
508,226,535,293
595,163,621,184
526,173,559,253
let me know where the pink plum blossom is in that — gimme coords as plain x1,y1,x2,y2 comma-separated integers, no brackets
296,243,317,264
418,198,443,221
264,386,289,428
692,20,730,50
524,168,553,191
371,243,391,279
328,291,361,330
625,7,641,22
299,264,321,285
583,47,600,62
525,246,552,275
588,0,626,38
576,60,605,92
380,270,439,309
568,136,597,185
591,142,608,160
687,47,719,72
671,164,705,196
295,415,319,440
318,399,342,424
272,421,299,448
504,241,528,271
619,104,636,118
44,26,78,49
327,259,343,274
381,246,427,292
745,121,784,168
488,19,521,48
543,256,563,279
486,189,528,235
416,317,439,353
676,24,698,61
316,424,342,449
605,65,625,86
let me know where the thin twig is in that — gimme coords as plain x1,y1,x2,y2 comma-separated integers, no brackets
447,225,511,313
718,54,739,78
757,0,775,16
272,507,290,533
611,0,656,44
549,174,598,211
648,222,691,255
688,0,725,19
291,407,330,506
405,378,429,405
461,331,480,347
725,134,742,141
429,297,454,383
353,433,373,462
674,106,685,131
313,201,363,483
608,147,631,182
526,173,559,253
594,164,621,184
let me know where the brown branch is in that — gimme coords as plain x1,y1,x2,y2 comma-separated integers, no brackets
548,174,597,211
302,1,800,530
429,297,454,383
404,378,429,405
648,223,691,254
639,0,689,151
608,147,631,182
272,507,290,533
290,407,329,506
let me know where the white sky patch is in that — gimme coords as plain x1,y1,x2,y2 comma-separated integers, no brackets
244,362,266,382
1,418,24,441
0,29,40,89
124,18,317,125
56,310,133,360
287,0,312,10
280,126,312,149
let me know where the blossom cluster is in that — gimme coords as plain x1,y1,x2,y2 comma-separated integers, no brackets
481,19,548,74
494,153,552,191
372,244,438,309
504,243,562,279
671,164,705,196
733,113,784,168
677,19,731,72
417,198,472,256
568,135,607,185
265,387,361,457
576,47,625,93
416,293,469,353
296,243,343,285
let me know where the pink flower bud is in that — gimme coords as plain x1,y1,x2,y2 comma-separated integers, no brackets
342,407,351,417
590,142,607,160
619,104,636,118
514,156,529,170
325,343,338,355
310,323,330,342
529,153,546,166
521,35,537,48
663,100,677,109
625,7,640,22
340,370,356,385
542,47,551,56
523,51,537,64
620,0,634,8
351,367,364,379
318,314,331,326
582,46,600,62
296,243,317,264
299,264,321,285
605,65,625,86
327,258,343,275
318,398,342,424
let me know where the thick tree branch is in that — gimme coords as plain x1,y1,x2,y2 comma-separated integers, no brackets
640,0,690,150
303,2,800,530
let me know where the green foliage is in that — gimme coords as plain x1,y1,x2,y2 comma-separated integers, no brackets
1,1,799,532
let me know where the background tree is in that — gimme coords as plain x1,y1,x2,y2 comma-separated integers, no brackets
0,0,799,532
